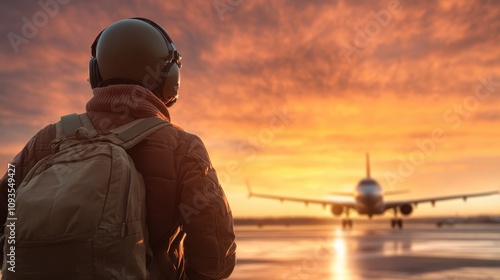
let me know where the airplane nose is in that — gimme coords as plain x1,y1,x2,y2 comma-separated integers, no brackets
360,194,379,203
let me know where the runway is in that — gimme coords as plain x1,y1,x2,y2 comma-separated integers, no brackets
230,221,500,279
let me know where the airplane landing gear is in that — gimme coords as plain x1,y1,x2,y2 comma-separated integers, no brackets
341,209,353,229
342,219,353,229
391,209,403,229
390,219,403,229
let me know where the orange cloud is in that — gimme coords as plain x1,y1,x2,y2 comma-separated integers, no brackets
1,0,499,217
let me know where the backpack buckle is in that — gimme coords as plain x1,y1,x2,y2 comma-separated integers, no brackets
75,126,97,140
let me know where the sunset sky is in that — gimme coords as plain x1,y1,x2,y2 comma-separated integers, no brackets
1,0,499,218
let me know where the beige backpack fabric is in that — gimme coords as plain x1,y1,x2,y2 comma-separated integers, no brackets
2,113,168,280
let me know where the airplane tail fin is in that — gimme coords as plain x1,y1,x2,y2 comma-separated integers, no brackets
366,153,370,178
245,178,253,198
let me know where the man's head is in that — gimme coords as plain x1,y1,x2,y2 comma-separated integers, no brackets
89,18,182,107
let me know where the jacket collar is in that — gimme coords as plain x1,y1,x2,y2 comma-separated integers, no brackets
86,84,171,122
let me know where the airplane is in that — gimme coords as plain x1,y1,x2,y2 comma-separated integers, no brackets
246,153,499,228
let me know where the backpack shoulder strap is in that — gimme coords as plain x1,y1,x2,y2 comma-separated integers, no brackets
58,113,98,138
55,113,168,150
53,113,98,150
108,117,170,150
60,113,83,137
113,117,167,142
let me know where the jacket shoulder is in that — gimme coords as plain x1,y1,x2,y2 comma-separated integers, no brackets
4,122,56,184
24,123,57,163
155,123,200,147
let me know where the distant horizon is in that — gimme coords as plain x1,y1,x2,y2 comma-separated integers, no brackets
233,214,500,220
233,215,500,227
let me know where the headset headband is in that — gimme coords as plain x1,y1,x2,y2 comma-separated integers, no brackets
90,17,182,69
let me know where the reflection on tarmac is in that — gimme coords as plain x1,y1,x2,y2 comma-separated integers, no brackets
232,223,500,280
331,229,347,280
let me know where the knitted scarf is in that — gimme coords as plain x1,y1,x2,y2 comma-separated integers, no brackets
86,84,171,122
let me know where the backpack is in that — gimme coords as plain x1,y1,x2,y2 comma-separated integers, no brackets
2,113,169,280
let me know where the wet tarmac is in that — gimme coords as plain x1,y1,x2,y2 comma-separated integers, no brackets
231,222,500,279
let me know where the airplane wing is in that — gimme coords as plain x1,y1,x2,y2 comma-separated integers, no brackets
329,191,353,197
384,191,499,210
383,189,410,196
246,182,356,209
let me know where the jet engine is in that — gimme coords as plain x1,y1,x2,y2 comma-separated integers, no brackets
399,204,413,216
331,205,343,216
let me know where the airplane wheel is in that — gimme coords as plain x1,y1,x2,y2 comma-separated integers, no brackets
391,219,403,229
342,219,352,229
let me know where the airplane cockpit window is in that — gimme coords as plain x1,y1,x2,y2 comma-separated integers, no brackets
357,179,382,194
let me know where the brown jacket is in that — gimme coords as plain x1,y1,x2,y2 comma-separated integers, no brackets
0,85,236,279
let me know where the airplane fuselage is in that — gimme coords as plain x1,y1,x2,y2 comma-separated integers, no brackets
354,178,385,216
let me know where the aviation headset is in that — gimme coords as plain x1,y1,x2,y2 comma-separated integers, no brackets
88,17,182,107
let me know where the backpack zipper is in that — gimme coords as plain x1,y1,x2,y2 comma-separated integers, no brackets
121,167,132,238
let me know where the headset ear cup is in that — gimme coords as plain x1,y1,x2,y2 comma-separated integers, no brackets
156,63,180,104
88,57,103,89
163,63,181,100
